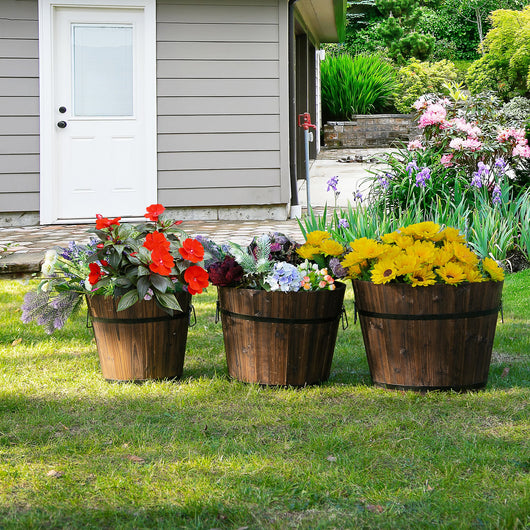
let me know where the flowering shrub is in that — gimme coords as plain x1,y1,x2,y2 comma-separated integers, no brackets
21,204,208,333
205,232,345,292
340,221,505,286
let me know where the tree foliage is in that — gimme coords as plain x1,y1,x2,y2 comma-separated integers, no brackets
466,6,530,98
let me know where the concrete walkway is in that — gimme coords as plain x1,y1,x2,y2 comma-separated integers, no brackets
0,148,389,277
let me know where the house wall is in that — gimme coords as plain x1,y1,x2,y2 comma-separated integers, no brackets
156,0,290,219
0,0,40,223
0,0,291,224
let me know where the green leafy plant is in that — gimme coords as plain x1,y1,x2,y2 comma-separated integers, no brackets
393,59,459,113
320,54,396,120
21,204,208,333
466,6,530,99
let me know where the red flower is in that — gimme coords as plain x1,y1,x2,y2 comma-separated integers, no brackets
144,204,165,222
179,238,205,263
208,256,244,287
184,265,209,295
95,214,121,230
143,231,170,251
149,247,174,276
88,263,104,285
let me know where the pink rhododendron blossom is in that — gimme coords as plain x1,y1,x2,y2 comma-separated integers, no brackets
449,138,464,150
418,104,447,128
440,154,454,167
497,128,526,143
451,118,481,139
462,138,482,151
413,97,428,111
407,140,424,150
513,143,530,158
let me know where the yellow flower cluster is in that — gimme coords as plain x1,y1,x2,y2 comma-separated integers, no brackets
297,231,344,260
340,221,504,286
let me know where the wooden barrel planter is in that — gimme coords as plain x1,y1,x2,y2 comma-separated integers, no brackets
352,280,503,391
217,283,346,386
86,293,192,382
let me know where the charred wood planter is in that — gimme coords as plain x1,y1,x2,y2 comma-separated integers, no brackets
217,283,347,386
87,293,192,382
352,281,503,392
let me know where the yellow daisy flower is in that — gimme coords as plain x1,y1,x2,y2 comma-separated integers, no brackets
297,244,319,260
319,238,344,257
452,242,479,266
482,257,505,281
371,259,397,284
406,240,436,264
305,231,331,246
408,266,437,286
401,221,441,240
440,226,466,243
463,265,484,283
436,262,466,285
381,231,401,245
346,263,363,279
349,237,385,260
433,245,454,268
341,251,363,268
393,252,418,276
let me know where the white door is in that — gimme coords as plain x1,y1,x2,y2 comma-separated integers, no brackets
40,2,157,222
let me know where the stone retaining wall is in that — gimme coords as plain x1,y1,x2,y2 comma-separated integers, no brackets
323,115,417,148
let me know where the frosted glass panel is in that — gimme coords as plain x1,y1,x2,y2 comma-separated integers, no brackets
73,25,133,116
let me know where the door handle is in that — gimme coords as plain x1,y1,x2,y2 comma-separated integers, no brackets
57,121,67,129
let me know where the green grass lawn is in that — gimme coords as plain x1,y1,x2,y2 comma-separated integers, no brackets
1,271,529,529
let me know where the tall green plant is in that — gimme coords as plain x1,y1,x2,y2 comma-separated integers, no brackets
320,54,396,121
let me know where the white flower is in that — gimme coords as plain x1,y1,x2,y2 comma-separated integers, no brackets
41,249,57,276
41,281,52,292
84,279,93,291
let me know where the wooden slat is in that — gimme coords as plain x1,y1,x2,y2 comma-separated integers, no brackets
157,132,279,152
0,153,39,173
0,19,38,39
158,168,281,189
157,4,278,24
157,78,279,97
0,58,38,77
159,185,282,206
158,150,280,171
157,22,278,42
0,1,38,19
0,192,39,211
157,114,280,134
157,41,278,61
0,39,38,59
157,59,279,79
157,96,279,115
0,173,39,192
0,135,39,155
0,77,38,97
0,115,39,135
0,97,39,116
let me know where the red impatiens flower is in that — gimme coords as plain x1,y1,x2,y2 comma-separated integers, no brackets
95,214,121,230
144,204,165,222
178,238,205,263
149,247,174,276
88,262,104,285
184,265,209,295
143,231,170,252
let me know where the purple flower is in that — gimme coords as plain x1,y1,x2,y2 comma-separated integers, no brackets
415,167,431,187
338,218,349,229
327,176,339,193
495,157,507,175
353,191,363,202
492,184,502,205
406,160,418,175
377,174,390,190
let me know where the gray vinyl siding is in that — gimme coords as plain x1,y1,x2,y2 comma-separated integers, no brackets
0,0,39,212
156,0,290,208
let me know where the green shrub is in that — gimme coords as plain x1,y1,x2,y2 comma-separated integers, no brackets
466,6,530,99
393,59,459,114
320,54,396,120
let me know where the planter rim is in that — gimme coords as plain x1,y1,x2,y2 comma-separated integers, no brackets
218,281,346,294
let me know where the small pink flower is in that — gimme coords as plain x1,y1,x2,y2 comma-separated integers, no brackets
462,138,482,151
407,139,424,151
513,143,530,158
441,154,454,167
418,104,447,128
449,138,464,150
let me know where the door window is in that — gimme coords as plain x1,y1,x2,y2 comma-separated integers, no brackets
72,24,134,117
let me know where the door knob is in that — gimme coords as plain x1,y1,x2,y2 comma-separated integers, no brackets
57,121,67,129
59,106,67,114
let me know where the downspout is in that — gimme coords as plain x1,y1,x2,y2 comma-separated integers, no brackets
288,0,300,215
